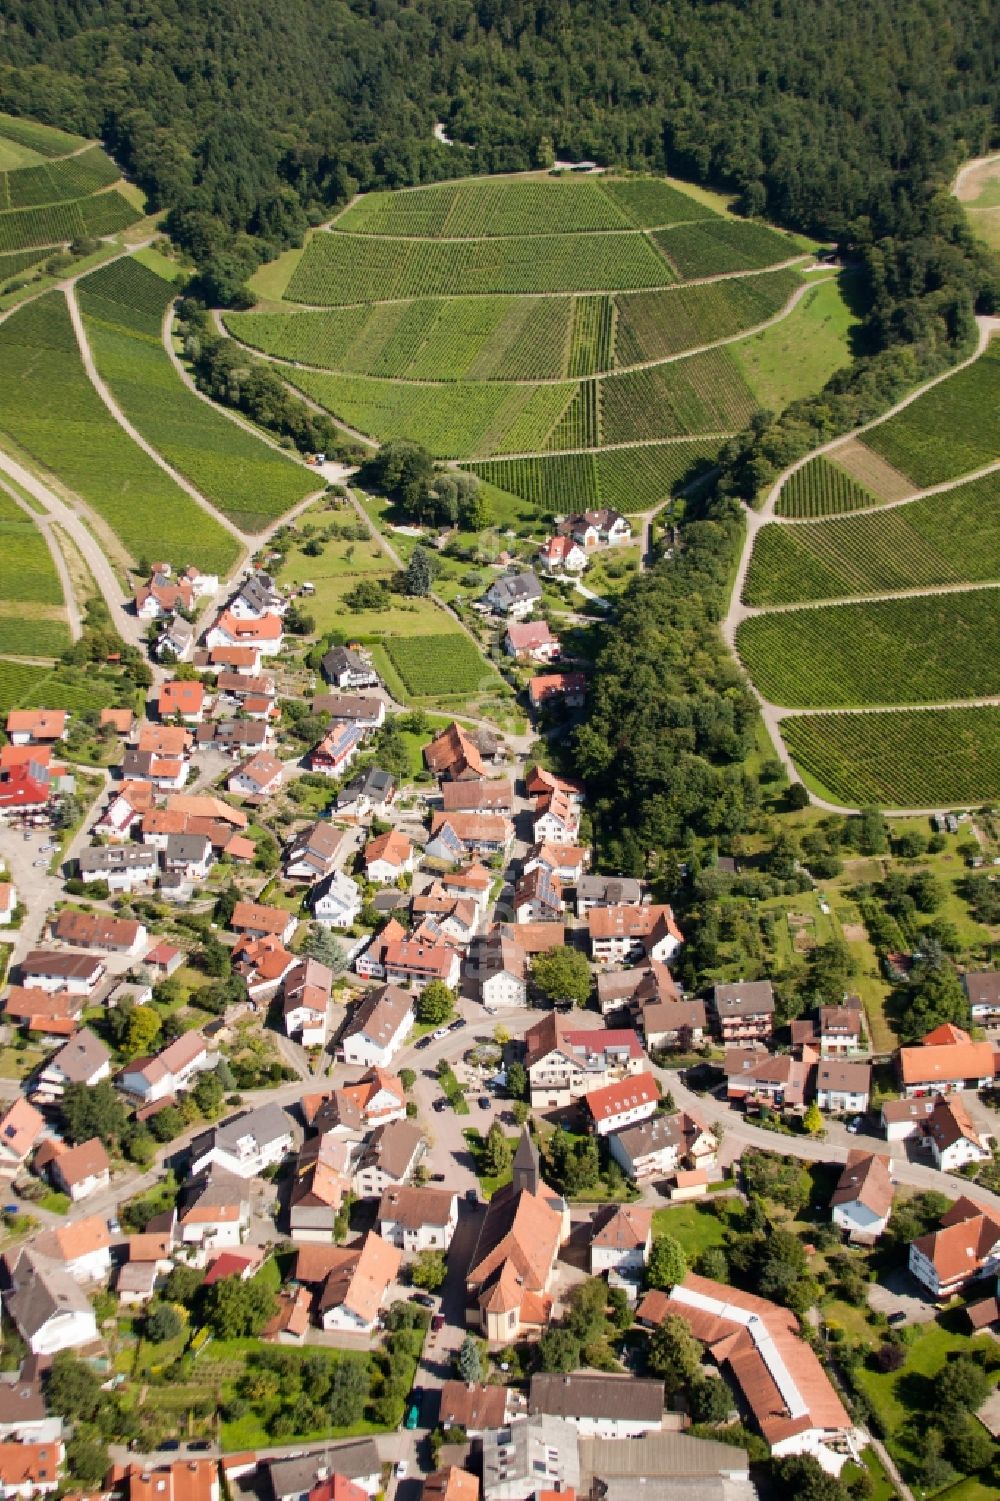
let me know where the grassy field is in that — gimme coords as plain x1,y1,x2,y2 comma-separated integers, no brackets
861,339,1000,486
731,276,855,409
737,589,1000,708
650,1199,743,1257
0,111,86,159
746,470,1000,604
782,706,1000,807
959,156,1000,250
78,257,315,531
0,292,239,574
776,455,879,517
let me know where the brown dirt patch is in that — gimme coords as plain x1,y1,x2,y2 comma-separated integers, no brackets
829,440,914,502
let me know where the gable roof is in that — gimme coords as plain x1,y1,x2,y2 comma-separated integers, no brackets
583,1073,658,1123
830,1150,894,1220
317,1231,402,1324
0,1096,43,1159
346,984,413,1048
52,1136,109,1187
590,1202,653,1251
898,1038,996,1085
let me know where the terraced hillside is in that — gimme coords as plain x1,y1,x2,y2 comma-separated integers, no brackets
224,171,833,513
735,333,1000,809
0,113,141,253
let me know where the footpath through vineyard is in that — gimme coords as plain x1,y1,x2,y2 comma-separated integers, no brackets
722,315,1000,815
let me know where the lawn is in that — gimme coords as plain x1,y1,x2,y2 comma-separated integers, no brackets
731,274,856,410
463,1127,517,1197
650,1198,743,1258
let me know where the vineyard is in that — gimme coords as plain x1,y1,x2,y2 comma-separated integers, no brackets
776,456,879,517
0,491,66,608
613,267,802,364
599,349,757,443
653,217,803,278
383,632,488,697
0,292,239,575
737,589,1000,708
0,246,51,287
287,368,574,459
598,176,722,229
0,658,133,715
337,177,637,237
0,112,85,159
782,708,1000,808
286,228,676,304
78,258,315,531
746,471,1000,604
568,297,614,377
861,340,1000,486
0,145,120,210
466,439,718,514
0,189,141,252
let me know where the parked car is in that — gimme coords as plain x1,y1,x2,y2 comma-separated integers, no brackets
432,1027,450,1041
847,1116,864,1134
3,1204,19,1216
415,1035,432,1051
160,1441,181,1452
449,1018,467,1032
433,1098,448,1113
430,1172,446,1182
431,1313,445,1332
465,1187,478,1204
478,1095,491,1110
412,1292,434,1308
187,1441,213,1452
395,1461,408,1479
404,1402,420,1431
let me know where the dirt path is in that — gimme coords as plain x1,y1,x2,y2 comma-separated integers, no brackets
777,453,1000,526
720,314,1000,814
222,279,820,389
953,152,1000,201
0,477,82,642
739,575,1000,619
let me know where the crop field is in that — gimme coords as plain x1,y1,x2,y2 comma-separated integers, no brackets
776,456,878,517
0,489,69,654
0,661,45,711
0,145,120,209
0,612,70,658
600,348,757,442
337,177,637,236
227,295,574,381
545,382,599,450
0,247,51,285
383,632,488,697
598,176,720,228
568,297,614,377
0,658,129,715
0,189,140,252
78,257,315,530
0,112,85,159
0,292,239,574
286,228,675,304
614,267,802,363
746,471,1000,604
287,367,573,458
467,439,719,514
653,217,802,278
861,341,1000,486
782,708,1000,808
737,589,1000,708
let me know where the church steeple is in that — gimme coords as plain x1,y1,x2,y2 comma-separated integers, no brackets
512,1125,540,1197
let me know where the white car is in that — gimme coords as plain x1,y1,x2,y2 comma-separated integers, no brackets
395,1461,408,1479
431,1027,450,1042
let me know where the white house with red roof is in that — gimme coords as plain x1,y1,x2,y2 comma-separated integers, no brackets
538,534,588,575
582,1073,659,1136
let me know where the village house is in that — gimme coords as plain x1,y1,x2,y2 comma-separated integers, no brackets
531,790,580,846
177,1171,251,1253
93,780,154,841
5,712,66,747
119,1031,217,1104
231,573,284,619
482,1415,579,1501
313,692,385,729
3,986,83,1041
32,1213,112,1284
575,875,643,916
0,1370,62,1444
524,841,589,885
881,1096,938,1143
815,1060,871,1116
582,1073,659,1136
288,1135,352,1241
51,910,146,957
216,670,277,705
909,1198,1000,1299
135,577,194,619
528,1372,664,1439
231,899,297,946
121,747,189,792
474,930,529,1011
557,509,633,549
484,570,543,618
314,1232,402,1334
442,861,494,912
504,620,560,663
427,812,514,862
830,1151,894,1241
441,779,514,815
310,721,365,777
352,1118,426,1198
363,830,415,885
538,534,588,574
924,1095,992,1171
383,939,461,992
524,1014,646,1109
120,1459,219,1501
190,1104,294,1179
466,1130,569,1343
205,644,261,675
283,957,333,1048
307,1069,408,1137
0,1098,44,1178
725,1047,812,1111
965,971,1000,1028
156,615,195,662
528,672,587,713
284,821,347,881
712,980,776,1044
266,1443,382,1501
638,1274,854,1474
4,1248,98,1355
587,904,684,967
35,1028,110,1098
320,646,380,690
234,933,297,1002
77,843,159,892
310,869,363,929
421,1468,478,1501
589,1203,653,1278
229,751,284,798
609,1111,717,1182
162,832,214,884
0,884,15,929
642,996,708,1053
513,866,563,925
44,1137,110,1202
898,1023,996,1096
0,761,54,818
158,679,206,724
336,766,396,819
355,917,407,982
438,1381,518,1436
342,985,414,1067
196,718,273,757
424,722,488,781
818,1001,864,1056
206,610,283,655
378,1184,458,1253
